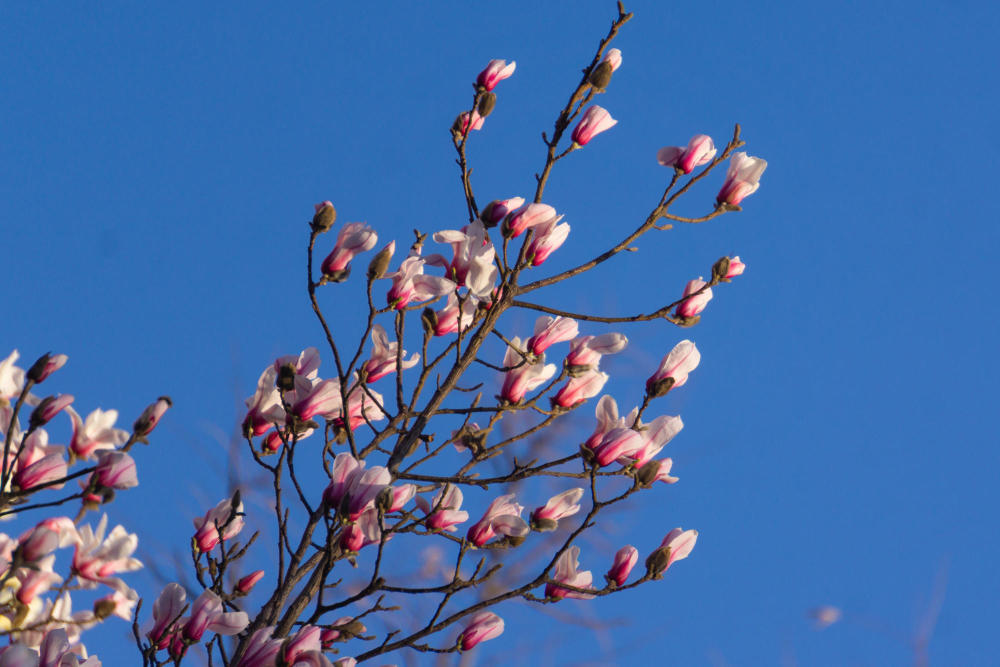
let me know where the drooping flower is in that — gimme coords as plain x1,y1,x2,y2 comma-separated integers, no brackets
657,134,717,174
458,612,504,650
571,105,617,146
545,546,594,600
717,152,767,207
476,60,516,91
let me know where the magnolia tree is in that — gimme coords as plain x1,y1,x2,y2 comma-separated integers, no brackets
0,4,766,665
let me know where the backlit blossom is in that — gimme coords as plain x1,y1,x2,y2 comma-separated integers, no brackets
657,134,717,174
571,105,617,146
717,152,767,206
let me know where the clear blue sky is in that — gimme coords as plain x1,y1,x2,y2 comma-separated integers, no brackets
3,0,998,664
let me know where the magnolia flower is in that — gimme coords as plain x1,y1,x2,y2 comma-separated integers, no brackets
583,394,630,452
311,200,336,232
565,333,628,373
432,293,477,336
290,377,343,422
526,316,579,356
476,59,516,91
725,255,746,280
26,353,67,384
320,222,378,281
242,367,285,436
499,338,557,404
571,106,617,146
417,484,469,532
466,494,527,547
183,590,249,641
546,546,594,600
428,221,497,297
336,383,386,432
15,554,61,604
646,340,701,397
525,216,570,266
591,426,645,467
93,588,138,621
626,414,683,467
602,48,623,71
479,197,524,228
363,325,419,383
384,255,456,310
645,527,698,577
675,278,713,319
531,488,583,528
458,612,504,650
93,451,138,490
606,545,639,586
657,134,717,174
0,350,26,401
503,203,559,238
67,407,128,461
14,453,67,491
340,508,381,552
236,626,283,667
148,583,186,646
284,626,322,665
193,498,245,552
552,370,608,409
236,570,265,595
344,466,391,521
273,347,321,380
72,514,142,591
29,395,73,428
717,152,767,206
133,396,171,436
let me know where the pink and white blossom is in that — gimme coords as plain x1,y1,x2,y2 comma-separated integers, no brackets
466,494,526,547
93,451,138,490
148,583,186,646
192,498,245,552
183,590,249,641
657,134,717,174
320,222,378,281
67,407,128,461
565,333,627,371
432,293,477,336
133,396,171,436
428,221,497,297
479,197,524,227
717,152,767,206
531,488,583,525
0,350,26,401
476,60,516,91
725,255,746,279
499,338,557,404
417,484,469,532
72,514,142,591
384,255,456,310
290,378,343,422
525,216,570,266
646,339,701,396
545,546,594,600
571,105,617,146
592,427,645,468
362,325,419,383
455,110,485,134
26,353,68,384
458,612,504,650
602,48,623,71
626,414,683,467
526,316,579,356
675,278,713,319
236,570,265,595
236,626,282,667
243,367,285,436
552,370,608,409
503,203,559,238
649,527,698,575
606,545,638,586
29,395,73,428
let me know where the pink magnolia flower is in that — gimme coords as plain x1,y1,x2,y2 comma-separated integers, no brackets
552,370,608,409
417,484,469,532
603,48,622,71
646,527,698,577
29,394,73,428
94,450,138,489
284,626,324,665
591,426,645,467
646,339,701,396
606,545,638,586
243,367,285,436
458,612,504,650
466,494,527,547
531,488,583,527
18,526,61,563
0,350,26,401
15,554,61,604
384,255,456,310
363,324,419,383
320,222,378,281
583,394,631,452
526,316,579,356
323,452,364,509
545,546,594,600
335,383,387,432
657,134,717,174
274,347,321,380
499,338,557,404
67,407,129,461
717,152,767,206
525,216,570,266
432,293,477,336
571,105,617,146
648,458,679,484
236,626,282,667
476,59,516,91
428,221,497,295
290,378,343,421
72,514,142,590
725,255,746,279
388,483,416,512
626,414,683,467
183,590,249,641
344,466,392,521
675,278,713,319
503,203,559,238
148,583,186,646
236,570,265,595
133,396,171,436
455,110,485,134
26,352,68,384
565,333,627,373
480,197,525,227
193,498,245,552
339,507,381,552
14,452,67,491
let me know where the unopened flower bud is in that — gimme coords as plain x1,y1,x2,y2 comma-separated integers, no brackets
504,533,527,548
93,597,118,620
312,201,337,233
636,460,662,486
477,92,497,117
236,570,265,595
711,257,731,284
276,362,297,391
646,376,675,398
29,394,74,428
532,517,559,532
367,241,395,280
27,352,68,384
134,396,172,437
376,486,395,513
588,61,613,90
421,307,438,336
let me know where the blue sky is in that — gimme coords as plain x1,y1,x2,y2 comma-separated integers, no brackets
3,0,998,664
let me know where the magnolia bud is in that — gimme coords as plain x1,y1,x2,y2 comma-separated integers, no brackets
27,352,68,384
29,394,73,428
588,61,613,90
421,307,438,335
532,517,558,532
477,92,496,117
312,201,337,233
93,598,118,620
645,547,671,579
636,460,661,487
134,396,172,437
711,256,731,283
376,486,395,513
236,570,265,595
367,241,395,280
276,362,297,391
